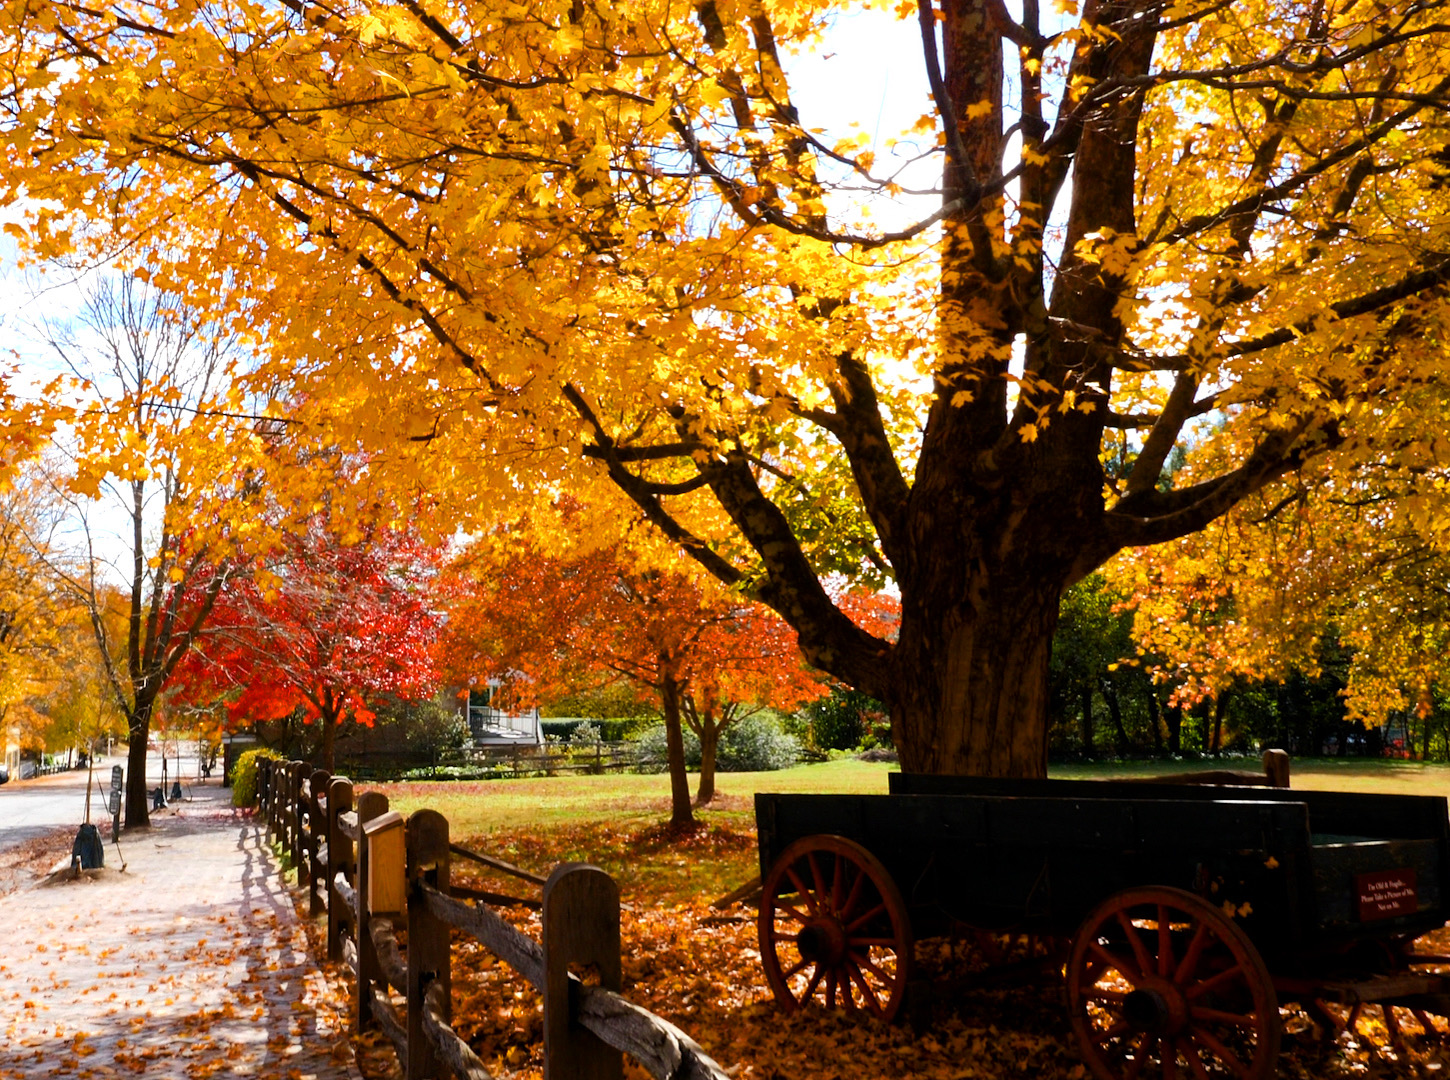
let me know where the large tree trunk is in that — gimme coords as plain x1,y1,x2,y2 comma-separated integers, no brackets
124,701,155,830
889,579,1062,776
659,670,694,829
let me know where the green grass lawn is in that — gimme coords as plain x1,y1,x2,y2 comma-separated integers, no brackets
363,753,1450,905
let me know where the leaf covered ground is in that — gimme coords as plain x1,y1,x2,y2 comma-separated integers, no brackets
312,802,1450,1080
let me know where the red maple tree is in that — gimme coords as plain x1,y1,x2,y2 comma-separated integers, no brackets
439,535,831,827
174,516,443,771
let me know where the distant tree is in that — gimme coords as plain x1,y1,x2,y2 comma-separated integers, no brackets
174,516,442,772
439,529,830,827
31,279,254,828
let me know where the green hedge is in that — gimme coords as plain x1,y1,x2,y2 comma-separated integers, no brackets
541,717,651,742
232,747,284,808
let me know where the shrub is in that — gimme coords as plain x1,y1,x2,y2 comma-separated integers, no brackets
799,687,890,751
568,721,602,748
232,747,284,808
717,712,800,772
632,712,799,773
632,724,701,773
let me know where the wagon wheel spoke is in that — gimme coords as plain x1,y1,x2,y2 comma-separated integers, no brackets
845,960,886,1019
1093,1020,1133,1043
1187,1025,1249,1078
1183,964,1244,1002
850,949,896,987
784,867,817,915
840,865,867,920
831,852,845,912
780,956,811,981
772,901,810,926
824,967,838,1009
1157,906,1175,978
1178,1037,1214,1080
1173,923,1210,985
801,962,824,1002
1088,941,1144,987
1188,1006,1260,1028
808,853,829,912
1159,1036,1177,1080
1122,1033,1148,1080
1116,911,1156,977
839,966,856,1011
845,902,888,935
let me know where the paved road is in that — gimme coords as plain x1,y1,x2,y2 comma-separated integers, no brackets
0,767,101,854
0,753,217,854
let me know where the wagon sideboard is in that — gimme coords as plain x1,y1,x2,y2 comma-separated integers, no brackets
756,780,1450,964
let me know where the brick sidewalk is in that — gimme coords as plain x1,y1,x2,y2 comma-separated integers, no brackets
0,784,356,1080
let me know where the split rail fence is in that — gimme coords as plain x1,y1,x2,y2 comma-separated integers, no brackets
255,758,729,1080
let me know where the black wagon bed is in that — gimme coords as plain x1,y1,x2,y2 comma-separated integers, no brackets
756,774,1450,962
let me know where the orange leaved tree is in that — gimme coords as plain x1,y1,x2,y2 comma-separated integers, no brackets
173,516,443,772
440,536,828,828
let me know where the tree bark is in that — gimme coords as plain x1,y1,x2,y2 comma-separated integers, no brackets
124,700,155,829
695,719,720,807
1103,680,1130,758
1211,690,1230,755
890,577,1061,776
1146,685,1165,755
317,691,342,773
1080,683,1095,758
659,669,693,829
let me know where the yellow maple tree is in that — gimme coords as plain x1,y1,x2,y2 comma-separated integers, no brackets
2,0,1449,776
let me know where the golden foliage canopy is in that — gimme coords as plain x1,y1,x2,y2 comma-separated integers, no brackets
3,0,1449,774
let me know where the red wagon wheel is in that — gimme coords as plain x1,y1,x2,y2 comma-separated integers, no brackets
1067,886,1280,1080
758,834,912,1020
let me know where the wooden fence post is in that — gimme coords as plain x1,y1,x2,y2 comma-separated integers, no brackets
327,777,354,961
268,765,281,846
257,759,270,837
309,768,331,915
291,762,308,887
542,864,623,1080
261,759,273,837
355,790,390,1031
406,810,451,1080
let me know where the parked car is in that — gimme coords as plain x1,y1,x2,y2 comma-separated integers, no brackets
0,765,9,784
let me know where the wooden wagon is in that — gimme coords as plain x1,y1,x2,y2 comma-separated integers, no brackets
753,772,1450,1079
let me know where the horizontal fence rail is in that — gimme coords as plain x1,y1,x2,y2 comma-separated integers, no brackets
334,742,642,782
255,757,730,1080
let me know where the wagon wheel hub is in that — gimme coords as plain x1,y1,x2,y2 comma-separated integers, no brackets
1122,984,1185,1035
795,919,847,966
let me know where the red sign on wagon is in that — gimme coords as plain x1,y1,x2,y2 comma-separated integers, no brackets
1356,869,1418,921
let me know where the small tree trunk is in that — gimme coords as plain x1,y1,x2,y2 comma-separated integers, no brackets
1166,703,1183,755
318,694,341,773
1211,690,1230,755
659,670,693,829
1080,684,1095,758
1103,679,1130,757
695,714,720,806
1146,684,1165,755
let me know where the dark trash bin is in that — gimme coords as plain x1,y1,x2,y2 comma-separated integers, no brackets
72,824,104,870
